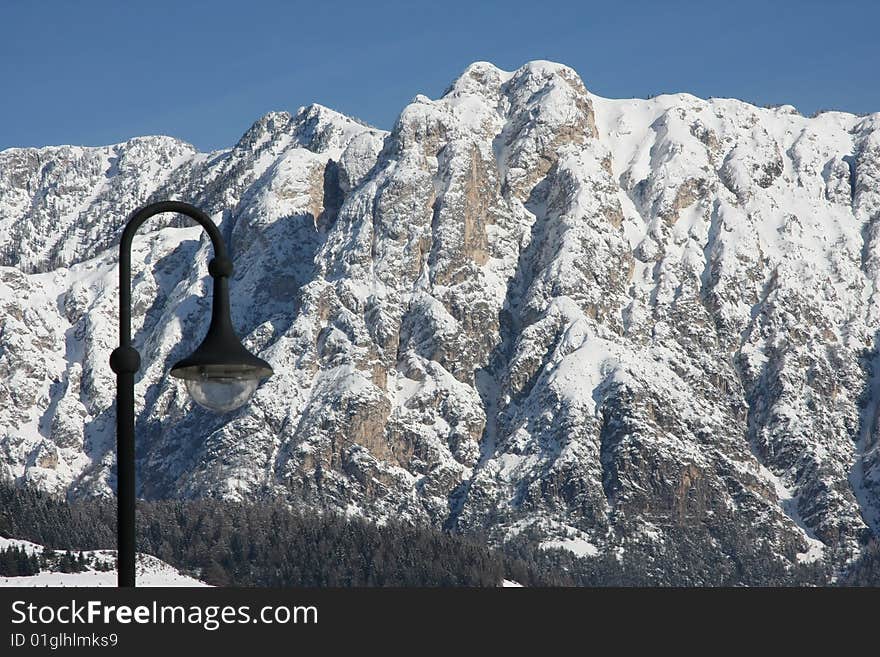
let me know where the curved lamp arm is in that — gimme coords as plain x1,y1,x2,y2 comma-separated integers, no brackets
116,200,229,349
109,201,230,588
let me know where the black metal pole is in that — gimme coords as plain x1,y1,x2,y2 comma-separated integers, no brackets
110,362,137,586
109,201,229,587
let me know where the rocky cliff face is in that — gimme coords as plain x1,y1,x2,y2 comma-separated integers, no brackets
2,61,879,576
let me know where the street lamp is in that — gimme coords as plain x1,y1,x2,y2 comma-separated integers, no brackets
109,201,272,587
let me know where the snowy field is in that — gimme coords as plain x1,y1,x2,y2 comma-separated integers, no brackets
0,537,206,587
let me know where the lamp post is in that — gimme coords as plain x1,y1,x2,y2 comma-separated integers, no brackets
109,201,272,587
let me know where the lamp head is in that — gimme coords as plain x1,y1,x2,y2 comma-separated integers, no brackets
170,256,272,413
170,310,272,414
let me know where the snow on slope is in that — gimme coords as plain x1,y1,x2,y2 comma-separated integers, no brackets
0,537,206,587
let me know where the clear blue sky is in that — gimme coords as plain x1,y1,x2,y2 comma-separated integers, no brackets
2,0,877,152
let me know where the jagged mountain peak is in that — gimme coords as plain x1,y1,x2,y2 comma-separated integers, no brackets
291,103,384,156
234,110,296,151
438,59,592,118
232,104,384,162
445,59,584,97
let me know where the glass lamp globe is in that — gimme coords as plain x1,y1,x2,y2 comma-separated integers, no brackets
184,369,261,413
170,341,272,414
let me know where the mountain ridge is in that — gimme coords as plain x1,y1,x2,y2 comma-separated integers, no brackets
2,60,880,577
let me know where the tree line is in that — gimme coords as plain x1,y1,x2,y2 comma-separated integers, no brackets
0,480,874,586
0,481,560,586
0,545,93,577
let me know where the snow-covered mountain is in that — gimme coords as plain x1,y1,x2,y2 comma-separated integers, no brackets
2,61,879,574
